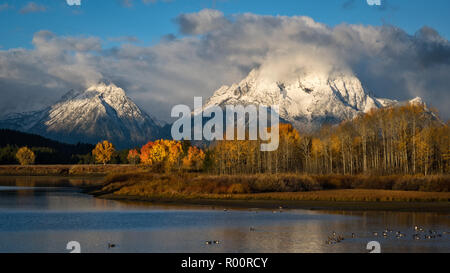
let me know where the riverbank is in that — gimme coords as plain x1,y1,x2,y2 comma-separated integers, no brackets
98,193,450,212
0,164,143,176
91,172,450,212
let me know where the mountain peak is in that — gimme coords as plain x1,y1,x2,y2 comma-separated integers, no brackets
0,83,166,148
204,67,400,132
85,81,125,96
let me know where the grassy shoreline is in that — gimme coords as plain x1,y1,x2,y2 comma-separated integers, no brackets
91,172,450,212
97,193,450,212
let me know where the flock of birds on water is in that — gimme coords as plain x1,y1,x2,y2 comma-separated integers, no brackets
206,207,450,247
104,207,449,249
325,226,450,245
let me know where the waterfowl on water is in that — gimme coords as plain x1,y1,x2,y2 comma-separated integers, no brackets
326,232,344,245
205,241,213,245
108,243,116,248
414,226,424,232
213,240,220,244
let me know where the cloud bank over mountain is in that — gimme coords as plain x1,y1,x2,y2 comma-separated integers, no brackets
0,9,449,120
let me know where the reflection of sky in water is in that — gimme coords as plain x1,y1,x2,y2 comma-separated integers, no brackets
0,177,449,253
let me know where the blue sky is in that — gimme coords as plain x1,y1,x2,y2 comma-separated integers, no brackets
1,0,449,49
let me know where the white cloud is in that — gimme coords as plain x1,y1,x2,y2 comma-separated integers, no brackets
0,10,449,121
175,9,228,35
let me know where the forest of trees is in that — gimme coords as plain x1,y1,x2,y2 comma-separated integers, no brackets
208,104,449,176
1,103,448,177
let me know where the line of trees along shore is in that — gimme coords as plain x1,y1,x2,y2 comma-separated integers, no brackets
2,103,448,177
91,103,448,176
208,104,449,176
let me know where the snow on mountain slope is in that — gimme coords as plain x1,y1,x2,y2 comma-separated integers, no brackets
0,82,165,148
204,68,404,132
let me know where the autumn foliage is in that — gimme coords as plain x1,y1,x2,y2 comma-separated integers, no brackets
183,146,206,171
91,103,447,177
207,104,449,176
92,140,115,165
210,123,302,174
140,139,204,172
16,146,35,165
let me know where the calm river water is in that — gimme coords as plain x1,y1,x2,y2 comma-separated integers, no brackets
0,176,449,253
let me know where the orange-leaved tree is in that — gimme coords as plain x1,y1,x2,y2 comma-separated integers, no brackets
140,140,185,172
140,141,155,165
140,141,166,167
16,146,35,165
92,140,115,165
127,149,140,165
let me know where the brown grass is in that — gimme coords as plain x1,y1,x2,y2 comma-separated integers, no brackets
314,174,450,192
225,190,450,202
99,172,450,203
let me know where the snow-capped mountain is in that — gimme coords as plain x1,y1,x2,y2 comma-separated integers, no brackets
0,82,166,148
204,68,406,132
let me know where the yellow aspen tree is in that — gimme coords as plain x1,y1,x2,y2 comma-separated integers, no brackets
311,138,323,173
183,146,205,171
166,140,183,172
16,146,35,165
92,140,115,165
